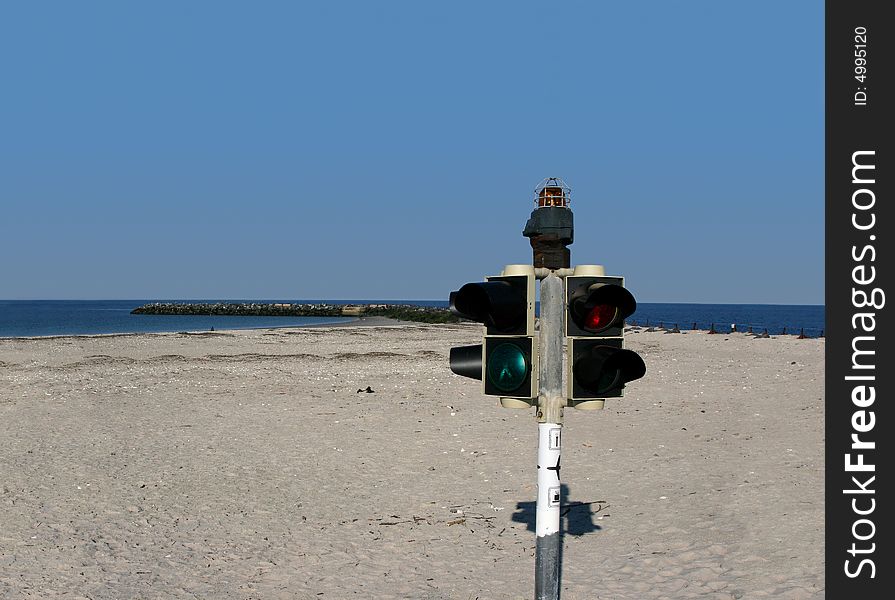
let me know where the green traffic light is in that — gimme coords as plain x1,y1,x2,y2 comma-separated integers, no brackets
487,342,529,393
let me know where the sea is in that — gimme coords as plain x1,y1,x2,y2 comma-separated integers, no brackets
0,300,825,339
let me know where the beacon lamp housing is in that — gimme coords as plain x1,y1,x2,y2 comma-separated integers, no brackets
523,178,574,270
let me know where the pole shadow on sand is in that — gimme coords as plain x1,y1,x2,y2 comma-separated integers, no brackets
511,484,606,591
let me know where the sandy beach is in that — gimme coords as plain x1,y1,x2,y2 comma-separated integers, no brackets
0,323,823,599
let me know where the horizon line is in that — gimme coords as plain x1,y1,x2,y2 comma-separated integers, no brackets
0,298,826,307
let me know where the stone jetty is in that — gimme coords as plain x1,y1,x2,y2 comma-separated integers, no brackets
130,302,461,324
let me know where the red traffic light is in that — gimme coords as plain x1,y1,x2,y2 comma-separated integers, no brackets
583,304,619,334
566,276,636,338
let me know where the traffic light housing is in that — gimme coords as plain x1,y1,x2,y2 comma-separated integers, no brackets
565,275,645,408
449,267,537,404
450,274,534,336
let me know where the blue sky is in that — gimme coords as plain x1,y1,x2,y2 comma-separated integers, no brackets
0,1,823,304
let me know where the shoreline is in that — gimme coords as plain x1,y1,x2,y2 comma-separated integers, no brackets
0,318,825,343
0,323,353,342
0,301,825,341
0,316,478,344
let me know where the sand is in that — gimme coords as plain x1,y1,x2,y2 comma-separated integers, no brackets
0,323,824,599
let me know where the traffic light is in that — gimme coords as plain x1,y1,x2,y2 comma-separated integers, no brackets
566,275,645,409
449,266,537,405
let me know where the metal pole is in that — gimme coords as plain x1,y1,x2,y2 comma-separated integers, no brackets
535,273,564,599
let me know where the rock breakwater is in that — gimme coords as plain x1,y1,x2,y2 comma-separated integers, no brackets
130,302,460,324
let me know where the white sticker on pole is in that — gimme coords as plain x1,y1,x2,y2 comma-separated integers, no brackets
548,486,561,507
549,427,561,450
537,422,562,537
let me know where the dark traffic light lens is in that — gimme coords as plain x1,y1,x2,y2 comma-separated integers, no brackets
575,357,621,394
594,369,622,394
583,304,618,333
487,343,529,393
572,344,646,398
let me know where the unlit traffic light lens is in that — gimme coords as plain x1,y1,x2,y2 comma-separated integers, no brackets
573,344,646,396
593,368,622,394
584,304,618,333
487,343,529,393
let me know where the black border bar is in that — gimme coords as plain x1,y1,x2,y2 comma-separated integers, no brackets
826,1,893,595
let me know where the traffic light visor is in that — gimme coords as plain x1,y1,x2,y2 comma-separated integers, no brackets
450,344,483,380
